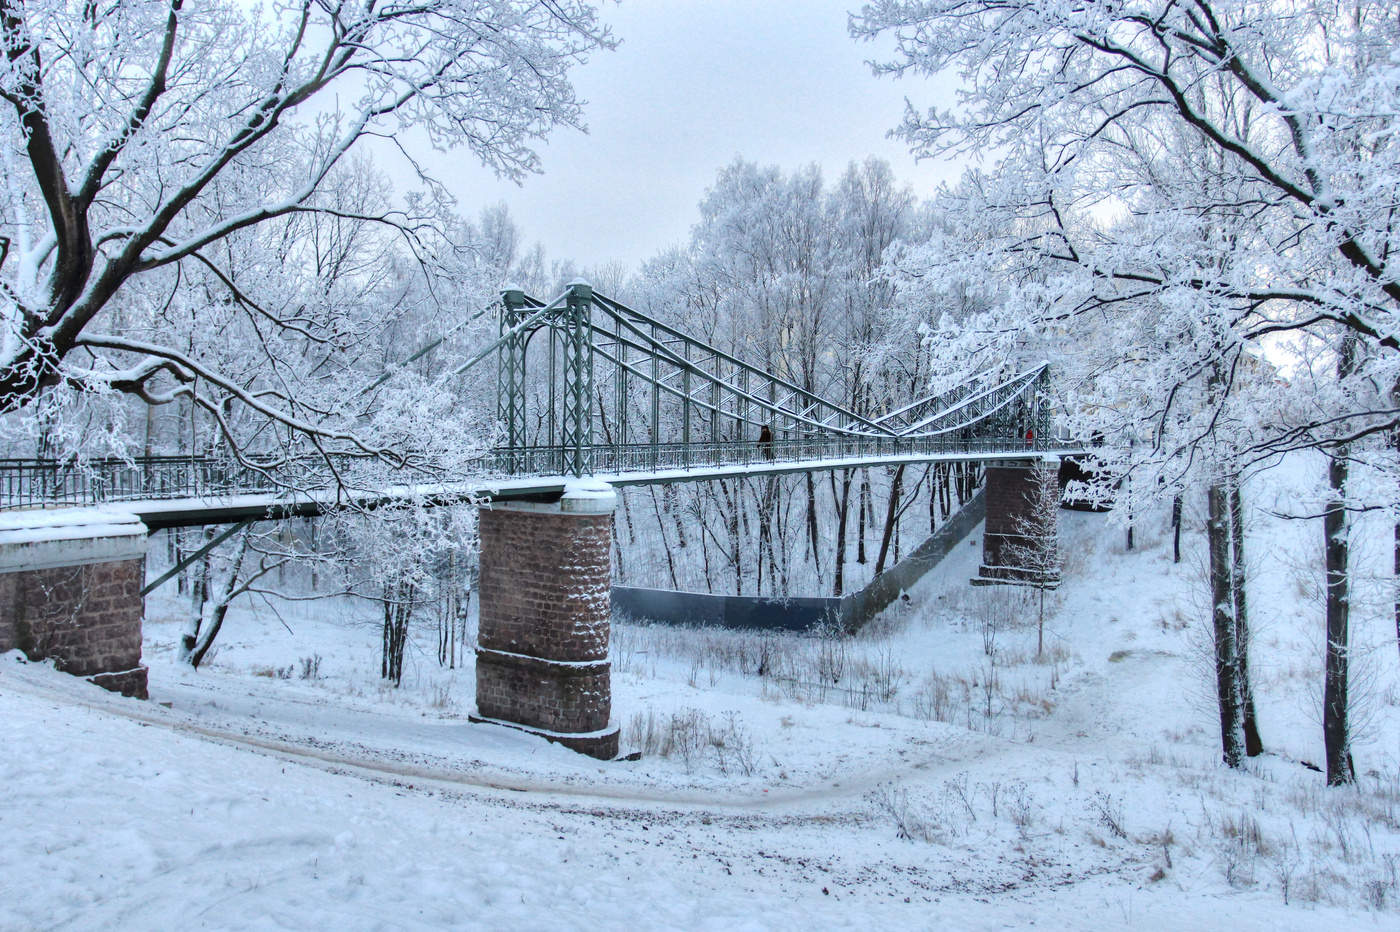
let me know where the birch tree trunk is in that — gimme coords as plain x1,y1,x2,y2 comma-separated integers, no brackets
1229,480,1263,757
1208,482,1244,768
1324,333,1357,786
1324,450,1354,785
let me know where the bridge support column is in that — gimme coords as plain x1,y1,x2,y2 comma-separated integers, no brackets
973,458,1061,587
473,480,619,759
0,510,149,697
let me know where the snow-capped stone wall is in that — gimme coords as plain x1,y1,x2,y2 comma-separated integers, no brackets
474,489,619,759
0,510,148,698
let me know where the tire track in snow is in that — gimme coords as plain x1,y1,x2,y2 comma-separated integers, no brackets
2,662,1016,815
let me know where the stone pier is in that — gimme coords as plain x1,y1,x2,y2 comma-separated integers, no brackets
0,510,149,697
473,481,619,759
973,458,1061,588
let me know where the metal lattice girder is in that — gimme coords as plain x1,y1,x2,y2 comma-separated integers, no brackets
0,276,1066,509
873,370,996,434
895,365,1050,437
584,291,893,440
558,281,595,477
496,288,530,470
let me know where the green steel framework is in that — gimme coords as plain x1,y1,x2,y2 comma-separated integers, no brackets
0,283,1061,511
489,285,1054,479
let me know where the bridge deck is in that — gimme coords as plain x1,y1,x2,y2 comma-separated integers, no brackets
1,445,1081,530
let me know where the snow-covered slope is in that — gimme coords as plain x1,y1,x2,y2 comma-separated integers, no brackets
2,454,1396,929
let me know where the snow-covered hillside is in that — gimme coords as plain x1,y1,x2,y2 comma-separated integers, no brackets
3,456,1397,930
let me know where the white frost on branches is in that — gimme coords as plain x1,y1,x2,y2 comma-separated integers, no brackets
856,0,1400,499
0,0,610,480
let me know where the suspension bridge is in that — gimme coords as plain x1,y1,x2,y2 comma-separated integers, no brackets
0,282,1061,526
0,281,1077,760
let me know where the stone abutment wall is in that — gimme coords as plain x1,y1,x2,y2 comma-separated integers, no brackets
474,485,618,759
975,459,1061,587
0,511,149,698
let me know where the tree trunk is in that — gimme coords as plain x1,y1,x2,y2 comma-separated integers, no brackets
1207,482,1244,768
1172,494,1183,564
1324,331,1357,787
382,580,412,687
857,469,870,564
874,464,906,575
1323,450,1354,785
1229,480,1263,757
189,601,231,670
831,469,853,597
646,485,680,590
187,531,251,669
929,466,939,532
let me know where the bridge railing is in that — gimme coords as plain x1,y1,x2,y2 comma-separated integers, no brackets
0,455,287,509
0,434,1069,509
486,433,1051,478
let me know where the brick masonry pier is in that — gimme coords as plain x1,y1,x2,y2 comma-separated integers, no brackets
974,458,1061,587
473,480,620,759
0,510,149,698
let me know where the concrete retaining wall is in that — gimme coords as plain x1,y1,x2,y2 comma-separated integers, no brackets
612,586,841,632
613,489,986,634
840,488,986,631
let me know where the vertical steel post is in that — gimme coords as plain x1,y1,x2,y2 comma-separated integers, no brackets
617,336,629,457
1035,369,1051,446
740,369,750,440
769,378,779,439
710,368,720,446
650,323,661,472
559,281,595,477
497,288,528,473
681,343,691,469
548,327,558,458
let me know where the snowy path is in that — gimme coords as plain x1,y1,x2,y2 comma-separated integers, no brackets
1,657,1353,931
5,458,1394,928
2,658,1014,812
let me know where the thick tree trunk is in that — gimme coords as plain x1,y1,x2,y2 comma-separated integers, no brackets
189,601,231,670
1324,332,1357,787
831,469,853,597
1172,494,1183,564
1208,482,1244,769
874,464,906,575
1323,451,1354,785
187,531,250,670
857,469,870,564
1229,480,1263,757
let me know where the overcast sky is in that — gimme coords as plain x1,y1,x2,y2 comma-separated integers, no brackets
435,1,960,272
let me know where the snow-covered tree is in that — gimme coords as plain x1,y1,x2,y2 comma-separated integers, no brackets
0,0,610,472
855,0,1400,783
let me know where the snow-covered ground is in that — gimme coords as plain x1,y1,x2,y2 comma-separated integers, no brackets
3,455,1399,929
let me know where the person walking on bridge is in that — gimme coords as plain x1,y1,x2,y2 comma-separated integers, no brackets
759,425,775,461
